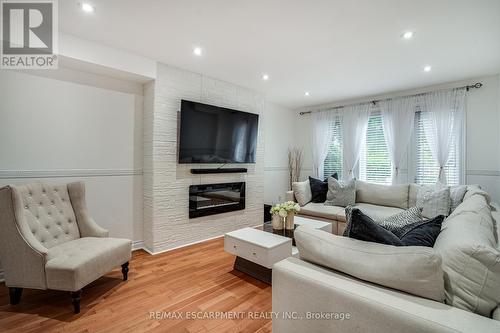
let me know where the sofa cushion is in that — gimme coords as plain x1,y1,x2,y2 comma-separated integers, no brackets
417,185,451,218
295,226,445,301
300,203,345,222
292,180,312,207
355,181,409,209
433,193,500,316
354,203,405,221
45,237,132,291
325,178,356,207
408,183,421,207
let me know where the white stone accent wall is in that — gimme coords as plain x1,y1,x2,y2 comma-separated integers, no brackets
143,63,265,253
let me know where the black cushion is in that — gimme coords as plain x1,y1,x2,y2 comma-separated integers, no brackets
346,208,444,247
309,173,338,203
400,216,444,247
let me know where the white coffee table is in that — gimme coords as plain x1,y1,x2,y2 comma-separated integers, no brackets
224,216,331,284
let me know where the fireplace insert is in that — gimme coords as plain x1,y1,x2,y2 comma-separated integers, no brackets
189,182,245,218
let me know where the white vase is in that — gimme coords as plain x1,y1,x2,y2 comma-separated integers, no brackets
272,214,283,230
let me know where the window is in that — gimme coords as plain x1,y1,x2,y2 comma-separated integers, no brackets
359,113,392,184
414,111,461,185
323,117,343,179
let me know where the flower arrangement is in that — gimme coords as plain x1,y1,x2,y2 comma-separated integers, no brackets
270,201,300,217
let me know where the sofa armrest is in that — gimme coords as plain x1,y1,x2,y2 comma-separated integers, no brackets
285,191,295,202
67,182,109,238
0,186,48,289
272,257,500,333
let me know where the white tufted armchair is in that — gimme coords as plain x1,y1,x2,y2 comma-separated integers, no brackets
0,181,131,314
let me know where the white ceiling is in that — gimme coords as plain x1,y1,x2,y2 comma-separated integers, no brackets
59,0,500,108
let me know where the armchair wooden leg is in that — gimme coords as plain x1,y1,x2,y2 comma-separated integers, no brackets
71,290,82,314
9,288,23,305
121,262,129,281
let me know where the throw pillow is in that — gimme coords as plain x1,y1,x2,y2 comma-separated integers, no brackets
325,177,356,207
449,185,467,213
416,185,451,218
292,179,312,206
378,206,424,238
400,216,444,247
347,208,444,247
308,173,338,203
346,208,403,245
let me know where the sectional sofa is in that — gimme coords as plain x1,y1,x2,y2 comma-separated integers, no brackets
276,181,500,333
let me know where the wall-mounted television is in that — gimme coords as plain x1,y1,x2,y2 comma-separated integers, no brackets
178,100,259,164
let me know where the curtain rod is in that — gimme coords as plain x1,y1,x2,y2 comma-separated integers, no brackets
299,82,483,115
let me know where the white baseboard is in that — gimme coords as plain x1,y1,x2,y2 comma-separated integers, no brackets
132,240,144,251
0,270,4,283
142,224,263,255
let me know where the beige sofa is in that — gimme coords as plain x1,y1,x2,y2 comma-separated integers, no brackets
276,181,500,332
0,182,132,314
288,181,458,235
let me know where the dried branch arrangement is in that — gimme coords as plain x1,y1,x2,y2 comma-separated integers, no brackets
288,147,303,190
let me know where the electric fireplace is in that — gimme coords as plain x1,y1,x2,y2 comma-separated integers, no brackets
189,182,245,218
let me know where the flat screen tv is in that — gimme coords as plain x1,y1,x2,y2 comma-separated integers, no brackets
178,100,259,164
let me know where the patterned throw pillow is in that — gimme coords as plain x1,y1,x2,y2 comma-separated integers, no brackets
378,207,425,238
343,205,355,236
324,177,356,207
416,185,451,218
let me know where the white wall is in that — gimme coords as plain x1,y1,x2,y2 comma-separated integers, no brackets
263,102,295,204
296,74,500,202
0,70,144,243
143,63,265,254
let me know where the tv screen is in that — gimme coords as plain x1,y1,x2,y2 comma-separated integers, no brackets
178,100,259,164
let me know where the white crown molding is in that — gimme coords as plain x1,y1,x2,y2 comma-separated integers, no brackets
0,169,143,179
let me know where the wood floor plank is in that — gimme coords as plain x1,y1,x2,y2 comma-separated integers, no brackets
0,237,272,333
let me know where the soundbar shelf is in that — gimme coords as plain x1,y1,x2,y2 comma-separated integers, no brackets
190,168,248,174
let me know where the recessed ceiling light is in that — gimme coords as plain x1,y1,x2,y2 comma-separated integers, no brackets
401,31,414,39
423,65,432,72
262,74,269,81
81,2,95,13
304,92,310,96
193,47,202,56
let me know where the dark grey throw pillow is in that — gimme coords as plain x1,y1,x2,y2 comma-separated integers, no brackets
309,173,338,203
346,208,444,247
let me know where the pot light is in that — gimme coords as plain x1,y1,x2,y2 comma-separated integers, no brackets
423,65,432,72
401,31,414,39
304,91,310,96
193,47,202,56
81,2,95,13
262,74,269,81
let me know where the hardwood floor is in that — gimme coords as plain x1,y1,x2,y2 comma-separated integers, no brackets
0,237,272,333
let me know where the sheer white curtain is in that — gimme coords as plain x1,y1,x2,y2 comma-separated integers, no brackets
341,103,371,180
380,96,417,184
311,110,338,178
421,88,466,184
